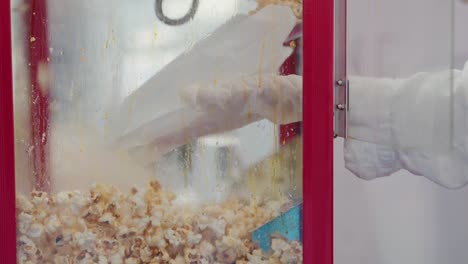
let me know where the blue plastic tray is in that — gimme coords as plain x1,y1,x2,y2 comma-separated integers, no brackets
252,203,303,252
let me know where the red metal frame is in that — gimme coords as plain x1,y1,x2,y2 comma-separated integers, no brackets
303,0,334,263
28,0,51,192
0,1,18,263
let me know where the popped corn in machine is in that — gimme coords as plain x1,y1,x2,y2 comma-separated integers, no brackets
1,0,321,263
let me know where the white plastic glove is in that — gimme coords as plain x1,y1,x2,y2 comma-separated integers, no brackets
181,73,302,125
345,61,468,189
127,73,302,167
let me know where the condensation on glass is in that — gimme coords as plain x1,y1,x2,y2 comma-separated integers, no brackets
12,0,303,263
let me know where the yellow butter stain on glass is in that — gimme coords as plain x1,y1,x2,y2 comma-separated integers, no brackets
104,30,110,49
258,33,267,88
104,37,109,49
271,77,282,199
247,167,258,203
271,129,281,199
241,76,253,121
272,18,286,200
111,29,116,43
104,29,117,49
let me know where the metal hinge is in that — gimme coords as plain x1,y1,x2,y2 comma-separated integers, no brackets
334,0,347,139
334,79,348,138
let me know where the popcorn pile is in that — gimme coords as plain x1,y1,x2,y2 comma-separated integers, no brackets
254,0,303,20
16,181,302,263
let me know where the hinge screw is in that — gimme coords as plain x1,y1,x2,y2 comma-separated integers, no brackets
336,104,346,110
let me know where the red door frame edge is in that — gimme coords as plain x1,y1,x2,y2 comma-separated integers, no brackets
303,0,334,263
28,0,51,192
0,0,18,263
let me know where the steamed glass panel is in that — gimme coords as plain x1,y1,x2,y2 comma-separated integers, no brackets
12,0,304,262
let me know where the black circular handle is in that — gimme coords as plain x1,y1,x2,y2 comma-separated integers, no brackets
155,0,199,26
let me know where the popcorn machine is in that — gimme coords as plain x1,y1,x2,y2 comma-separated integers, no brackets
1,0,334,263
5,0,467,263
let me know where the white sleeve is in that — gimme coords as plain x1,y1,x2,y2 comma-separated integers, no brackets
345,61,468,188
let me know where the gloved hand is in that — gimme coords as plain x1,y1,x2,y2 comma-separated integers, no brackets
127,73,303,167
180,73,302,125
345,61,468,189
